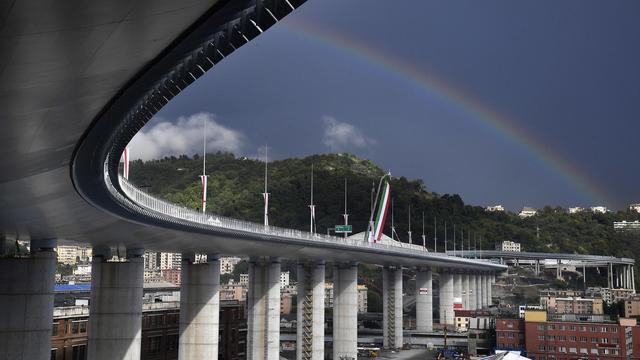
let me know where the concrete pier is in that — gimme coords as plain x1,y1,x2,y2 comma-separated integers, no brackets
476,273,484,309
333,263,358,360
415,268,433,332
88,247,144,360
382,267,403,349
468,274,477,310
483,274,490,307
0,240,56,360
453,273,462,308
297,262,325,360
247,258,281,360
179,255,220,360
462,274,470,309
439,271,454,325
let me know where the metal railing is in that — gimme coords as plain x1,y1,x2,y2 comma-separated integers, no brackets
116,175,432,254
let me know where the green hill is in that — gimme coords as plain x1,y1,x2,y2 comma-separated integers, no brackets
128,152,640,273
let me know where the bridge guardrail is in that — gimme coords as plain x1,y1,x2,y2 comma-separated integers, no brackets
116,175,431,254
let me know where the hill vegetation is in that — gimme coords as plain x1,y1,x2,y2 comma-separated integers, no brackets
128,152,640,282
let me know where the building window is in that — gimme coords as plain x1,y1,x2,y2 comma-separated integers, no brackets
146,314,163,329
52,322,59,336
537,325,545,331
148,336,162,354
569,348,577,353
71,320,87,334
72,345,86,360
167,334,178,351
580,348,588,354
51,349,57,360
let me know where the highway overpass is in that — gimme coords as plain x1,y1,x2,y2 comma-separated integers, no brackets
1,1,504,359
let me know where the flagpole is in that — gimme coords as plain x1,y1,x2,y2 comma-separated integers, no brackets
422,212,426,250
262,145,269,229
444,220,447,253
407,205,412,244
391,197,395,241
453,223,456,257
201,118,207,213
434,216,437,252
343,178,349,239
309,164,315,234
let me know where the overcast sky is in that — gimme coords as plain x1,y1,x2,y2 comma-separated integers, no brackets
130,0,640,211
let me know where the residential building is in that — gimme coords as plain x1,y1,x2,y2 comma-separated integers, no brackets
161,269,181,285
614,220,640,231
144,251,159,270
590,206,608,214
239,273,249,286
73,264,91,276
541,296,603,315
281,293,292,315
496,318,525,352
220,284,247,302
357,284,368,313
519,207,537,218
51,301,246,360
324,283,368,313
486,205,505,212
630,203,640,213
519,305,544,319
144,269,162,282
568,207,584,214
280,271,290,288
625,295,640,318
220,257,241,275
159,252,181,270
524,310,637,360
586,287,635,304
57,246,80,265
495,241,521,252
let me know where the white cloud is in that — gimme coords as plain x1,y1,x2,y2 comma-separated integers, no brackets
322,116,376,151
128,113,246,160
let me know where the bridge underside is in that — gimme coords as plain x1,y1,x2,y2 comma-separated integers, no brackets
0,0,223,245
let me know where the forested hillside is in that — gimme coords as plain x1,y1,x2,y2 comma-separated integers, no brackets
128,153,640,262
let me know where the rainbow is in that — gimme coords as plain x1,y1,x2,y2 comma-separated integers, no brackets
281,18,613,207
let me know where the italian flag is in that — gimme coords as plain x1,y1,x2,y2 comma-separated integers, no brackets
371,174,391,242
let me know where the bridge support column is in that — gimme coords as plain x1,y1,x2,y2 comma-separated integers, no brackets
248,258,281,360
382,266,403,349
483,274,490,307
333,263,358,360
179,254,220,360
0,239,56,360
468,274,477,310
453,273,462,309
415,267,433,332
296,262,325,360
488,274,493,306
439,271,454,325
608,263,613,289
462,274,470,309
88,247,144,360
476,273,483,308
